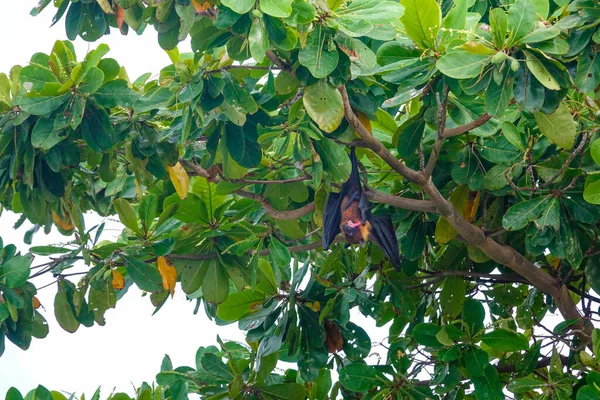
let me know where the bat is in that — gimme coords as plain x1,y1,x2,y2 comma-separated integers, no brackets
322,147,403,271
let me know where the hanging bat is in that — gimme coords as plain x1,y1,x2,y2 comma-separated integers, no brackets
322,147,403,271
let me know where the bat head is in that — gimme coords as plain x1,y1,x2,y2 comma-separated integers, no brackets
342,220,366,246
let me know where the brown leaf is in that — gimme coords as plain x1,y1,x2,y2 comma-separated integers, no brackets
167,162,190,200
158,256,177,297
464,191,481,223
117,6,125,30
356,110,372,134
192,0,211,13
112,270,125,290
52,210,74,231
33,296,41,309
324,320,344,353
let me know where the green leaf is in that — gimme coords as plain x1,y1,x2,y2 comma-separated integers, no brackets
400,218,427,260
524,50,560,90
339,363,383,392
440,276,466,319
31,117,65,150
585,257,600,298
201,352,235,379
507,377,546,394
534,103,578,149
5,388,23,400
94,79,138,108
480,329,529,351
225,124,262,168
465,347,489,378
298,26,339,79
396,116,425,158
113,198,142,235
81,106,115,152
412,323,442,347
249,18,268,63
1,256,32,288
269,238,292,267
507,0,536,46
578,386,600,400
478,136,521,164
122,255,163,293
138,194,158,232
221,0,255,14
584,175,600,205
19,92,70,115
217,290,266,321
437,51,490,79
303,80,344,133
223,72,258,115
503,196,550,231
400,0,441,49
472,365,504,400
260,384,306,400
79,67,104,94
502,121,525,151
260,0,293,17
463,298,485,334
202,260,229,303
54,281,80,333
486,73,514,117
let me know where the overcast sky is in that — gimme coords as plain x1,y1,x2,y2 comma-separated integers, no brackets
0,3,242,397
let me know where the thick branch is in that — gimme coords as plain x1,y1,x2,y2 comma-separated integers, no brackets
234,190,316,220
338,84,591,345
442,113,492,138
180,159,314,220
366,190,436,213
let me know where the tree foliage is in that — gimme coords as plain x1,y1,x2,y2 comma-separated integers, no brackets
2,0,600,398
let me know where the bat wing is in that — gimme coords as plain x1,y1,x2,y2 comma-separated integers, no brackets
367,214,403,271
322,192,342,250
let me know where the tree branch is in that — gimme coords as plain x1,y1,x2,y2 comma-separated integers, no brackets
423,88,449,178
180,159,315,220
234,190,316,220
338,84,592,345
366,190,436,213
541,131,592,189
442,113,492,138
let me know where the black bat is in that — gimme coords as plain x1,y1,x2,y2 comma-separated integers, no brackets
322,147,403,271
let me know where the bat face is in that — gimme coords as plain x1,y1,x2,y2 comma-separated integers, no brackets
341,221,364,245
322,147,403,271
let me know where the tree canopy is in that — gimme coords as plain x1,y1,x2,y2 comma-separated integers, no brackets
2,0,600,398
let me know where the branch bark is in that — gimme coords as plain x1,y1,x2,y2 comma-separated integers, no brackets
337,85,592,345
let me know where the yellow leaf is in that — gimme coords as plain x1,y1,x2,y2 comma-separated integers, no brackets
96,0,115,14
357,111,372,134
306,301,321,312
167,162,190,199
112,270,125,290
435,186,477,244
33,296,41,309
158,256,177,297
52,210,74,231
464,191,480,223
192,0,211,13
